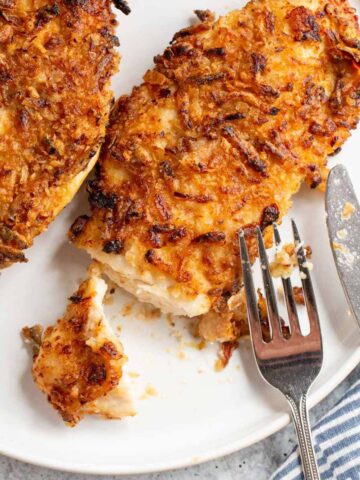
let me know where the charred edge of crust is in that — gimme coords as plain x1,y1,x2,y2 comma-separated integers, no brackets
0,245,27,268
112,0,131,15
260,204,280,230
69,215,90,239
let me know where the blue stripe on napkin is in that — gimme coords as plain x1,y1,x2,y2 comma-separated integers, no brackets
271,380,360,480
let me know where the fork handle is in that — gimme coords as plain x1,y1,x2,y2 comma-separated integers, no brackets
286,393,320,480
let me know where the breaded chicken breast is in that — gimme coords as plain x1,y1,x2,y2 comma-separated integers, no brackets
26,275,134,426
71,0,360,342
0,0,130,269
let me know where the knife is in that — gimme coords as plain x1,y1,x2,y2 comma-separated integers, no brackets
326,164,360,328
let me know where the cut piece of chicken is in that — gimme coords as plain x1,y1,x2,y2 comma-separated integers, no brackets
71,0,360,342
27,275,135,426
0,0,130,269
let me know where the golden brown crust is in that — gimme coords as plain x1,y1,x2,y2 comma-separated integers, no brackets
0,0,126,268
31,276,129,426
72,0,360,339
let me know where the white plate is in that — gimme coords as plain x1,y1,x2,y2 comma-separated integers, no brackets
1,0,360,475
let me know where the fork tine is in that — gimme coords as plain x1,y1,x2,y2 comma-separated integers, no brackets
291,220,321,336
239,231,264,351
256,227,282,340
273,224,302,337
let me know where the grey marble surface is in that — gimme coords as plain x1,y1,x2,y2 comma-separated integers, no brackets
0,364,359,480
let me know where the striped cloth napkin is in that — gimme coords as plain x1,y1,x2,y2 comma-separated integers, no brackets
271,380,360,480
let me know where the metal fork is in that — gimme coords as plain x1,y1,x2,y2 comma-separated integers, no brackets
239,220,323,480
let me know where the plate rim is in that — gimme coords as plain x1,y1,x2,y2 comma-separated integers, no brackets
1,344,360,475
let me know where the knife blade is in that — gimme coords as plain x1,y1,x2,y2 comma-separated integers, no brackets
326,164,360,328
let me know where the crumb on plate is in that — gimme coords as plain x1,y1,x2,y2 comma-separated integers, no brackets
141,384,158,400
